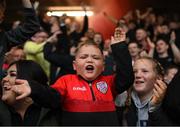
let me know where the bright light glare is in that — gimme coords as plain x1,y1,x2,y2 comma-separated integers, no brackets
47,11,94,17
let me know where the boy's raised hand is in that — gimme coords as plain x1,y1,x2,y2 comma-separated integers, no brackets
111,27,126,45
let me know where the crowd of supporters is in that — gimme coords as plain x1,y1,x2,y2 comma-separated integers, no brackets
0,1,180,126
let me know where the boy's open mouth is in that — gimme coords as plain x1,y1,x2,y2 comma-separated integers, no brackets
85,65,94,71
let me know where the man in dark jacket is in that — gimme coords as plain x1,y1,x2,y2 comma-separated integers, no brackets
0,0,40,79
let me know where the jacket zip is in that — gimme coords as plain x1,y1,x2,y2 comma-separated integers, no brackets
89,83,95,101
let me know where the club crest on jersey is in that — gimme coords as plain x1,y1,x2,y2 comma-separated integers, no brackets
96,81,108,94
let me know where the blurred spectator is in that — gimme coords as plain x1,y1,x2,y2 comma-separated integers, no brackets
135,28,149,51
43,32,75,84
93,32,104,50
5,45,26,64
69,4,88,46
85,28,95,41
0,0,40,80
24,30,50,77
164,65,179,84
0,60,61,125
128,41,141,65
153,31,180,69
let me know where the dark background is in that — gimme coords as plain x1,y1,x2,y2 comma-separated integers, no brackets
5,0,180,39
6,0,180,19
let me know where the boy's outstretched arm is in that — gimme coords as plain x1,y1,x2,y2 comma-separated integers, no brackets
111,27,134,94
12,79,61,109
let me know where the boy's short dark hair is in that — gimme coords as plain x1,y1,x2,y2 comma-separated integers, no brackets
75,40,104,57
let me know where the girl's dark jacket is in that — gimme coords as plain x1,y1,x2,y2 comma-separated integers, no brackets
123,99,174,126
123,69,180,126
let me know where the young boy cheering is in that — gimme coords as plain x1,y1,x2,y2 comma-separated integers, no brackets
12,27,134,126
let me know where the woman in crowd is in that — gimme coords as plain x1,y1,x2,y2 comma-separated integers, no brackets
0,60,61,126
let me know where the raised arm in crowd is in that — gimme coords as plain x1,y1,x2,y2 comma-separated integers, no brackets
0,0,40,79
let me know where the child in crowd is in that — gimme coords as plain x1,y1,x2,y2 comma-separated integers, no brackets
121,57,171,126
9,27,134,125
